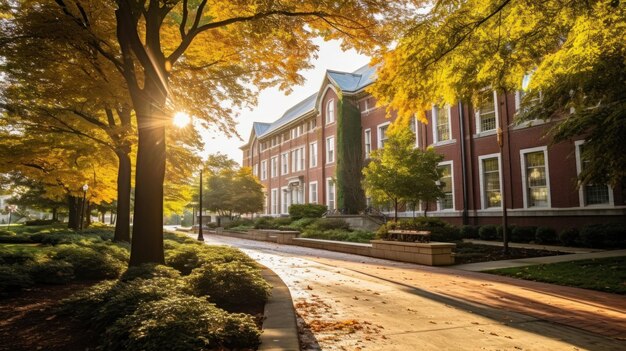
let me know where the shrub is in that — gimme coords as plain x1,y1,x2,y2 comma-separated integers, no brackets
535,227,558,244
224,218,254,229
478,225,498,240
300,229,375,243
0,247,37,265
163,231,199,245
253,217,278,229
311,218,350,231
286,217,317,231
602,223,626,248
429,226,461,242
120,263,181,282
511,226,537,243
186,261,271,311
24,219,59,226
0,265,33,294
579,224,606,248
0,232,32,243
53,244,126,279
27,260,75,284
496,225,516,241
165,245,206,275
558,228,580,247
289,204,327,220
101,295,260,351
459,225,479,239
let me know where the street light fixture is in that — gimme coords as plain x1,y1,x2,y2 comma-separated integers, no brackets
79,184,89,231
197,169,204,241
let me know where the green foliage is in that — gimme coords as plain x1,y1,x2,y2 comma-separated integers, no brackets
377,217,459,242
0,265,33,295
27,260,74,284
101,296,261,351
53,244,126,280
558,228,580,247
186,261,271,311
300,229,375,243
253,216,293,230
478,225,498,241
0,232,33,243
311,218,350,231
165,245,207,275
224,218,254,229
511,226,537,243
336,98,366,214
284,217,318,231
535,227,558,244
459,225,479,239
120,263,181,282
288,204,328,220
580,223,626,248
24,219,59,226
0,246,38,265
363,128,444,219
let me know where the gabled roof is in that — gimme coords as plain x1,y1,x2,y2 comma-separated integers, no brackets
257,93,317,138
249,64,377,141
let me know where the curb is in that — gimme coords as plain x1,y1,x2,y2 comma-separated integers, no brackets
259,265,300,351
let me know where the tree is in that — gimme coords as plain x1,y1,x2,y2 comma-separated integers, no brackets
336,98,366,214
362,127,443,221
370,0,625,186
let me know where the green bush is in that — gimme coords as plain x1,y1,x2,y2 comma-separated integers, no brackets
311,218,350,231
0,265,33,294
53,244,126,279
288,204,327,220
579,224,606,248
429,226,461,242
511,226,537,243
558,228,580,247
27,260,74,284
253,217,278,229
186,261,271,311
286,217,317,231
535,227,558,244
0,247,38,265
378,217,457,241
602,223,626,248
478,225,498,240
300,228,375,243
24,219,59,226
0,232,32,243
101,295,261,351
120,263,181,282
165,245,206,275
459,225,479,239
496,225,516,241
224,218,254,229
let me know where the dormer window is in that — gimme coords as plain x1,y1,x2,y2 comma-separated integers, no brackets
326,99,335,124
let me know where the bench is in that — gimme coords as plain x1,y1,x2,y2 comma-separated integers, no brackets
387,230,431,243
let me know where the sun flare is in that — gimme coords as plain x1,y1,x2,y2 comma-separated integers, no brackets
173,111,191,128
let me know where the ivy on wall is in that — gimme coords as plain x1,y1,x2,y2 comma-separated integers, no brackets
336,97,366,214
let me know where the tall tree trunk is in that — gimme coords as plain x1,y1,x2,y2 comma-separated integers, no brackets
52,207,58,221
394,198,398,222
114,149,132,242
129,99,166,265
85,202,92,227
67,195,80,230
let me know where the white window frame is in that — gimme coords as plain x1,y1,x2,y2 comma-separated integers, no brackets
281,152,289,175
326,178,336,211
270,188,278,215
377,122,390,149
478,153,503,209
298,147,305,171
309,181,318,204
326,99,335,125
574,140,614,207
437,160,455,211
475,90,500,134
520,146,551,208
309,142,318,167
413,117,420,147
364,128,372,158
281,186,290,214
270,156,278,178
326,136,335,164
432,105,452,144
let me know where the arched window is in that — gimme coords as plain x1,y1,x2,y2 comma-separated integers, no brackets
326,99,335,124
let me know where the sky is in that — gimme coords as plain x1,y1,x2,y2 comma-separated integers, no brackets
198,38,372,165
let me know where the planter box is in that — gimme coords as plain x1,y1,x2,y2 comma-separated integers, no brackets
370,240,455,266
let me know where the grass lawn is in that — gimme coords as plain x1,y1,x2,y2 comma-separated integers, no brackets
487,256,626,295
453,242,563,264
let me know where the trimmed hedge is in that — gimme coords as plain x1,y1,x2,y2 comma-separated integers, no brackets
378,218,459,242
511,226,537,243
288,204,327,220
478,225,498,240
535,227,558,244
300,228,375,243
459,225,479,239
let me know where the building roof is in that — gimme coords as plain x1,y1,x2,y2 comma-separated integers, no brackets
251,64,377,140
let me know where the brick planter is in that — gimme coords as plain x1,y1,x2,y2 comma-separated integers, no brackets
370,240,456,266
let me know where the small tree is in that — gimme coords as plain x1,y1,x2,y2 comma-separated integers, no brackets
362,127,443,221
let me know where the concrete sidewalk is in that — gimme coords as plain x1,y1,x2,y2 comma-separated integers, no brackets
462,239,603,254
453,249,626,271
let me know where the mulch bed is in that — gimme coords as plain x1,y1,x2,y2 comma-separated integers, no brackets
0,282,99,351
453,242,564,265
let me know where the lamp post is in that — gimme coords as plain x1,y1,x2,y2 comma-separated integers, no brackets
197,169,204,241
79,184,88,231
497,128,509,254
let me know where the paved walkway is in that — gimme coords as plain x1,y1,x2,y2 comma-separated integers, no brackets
454,249,626,271
194,233,626,351
462,239,604,254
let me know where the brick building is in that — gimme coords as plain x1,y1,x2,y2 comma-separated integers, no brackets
241,65,625,230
